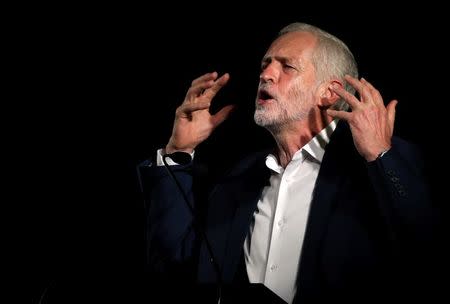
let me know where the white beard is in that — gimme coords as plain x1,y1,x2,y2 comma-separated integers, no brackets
254,84,314,130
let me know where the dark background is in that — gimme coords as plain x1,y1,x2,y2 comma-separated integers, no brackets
30,5,446,302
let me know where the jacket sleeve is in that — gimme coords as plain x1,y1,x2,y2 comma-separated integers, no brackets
137,159,200,280
365,138,440,288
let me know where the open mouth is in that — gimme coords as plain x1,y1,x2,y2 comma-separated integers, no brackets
257,89,275,105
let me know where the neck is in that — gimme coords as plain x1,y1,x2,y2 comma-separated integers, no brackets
270,112,332,168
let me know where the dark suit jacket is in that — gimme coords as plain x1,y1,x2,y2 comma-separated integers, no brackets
138,121,436,303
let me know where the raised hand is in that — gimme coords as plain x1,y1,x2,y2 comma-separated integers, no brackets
327,75,397,161
165,72,236,154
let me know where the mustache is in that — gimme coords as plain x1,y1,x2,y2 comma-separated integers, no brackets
257,84,277,100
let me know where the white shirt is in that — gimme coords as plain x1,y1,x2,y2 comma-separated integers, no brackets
243,120,337,304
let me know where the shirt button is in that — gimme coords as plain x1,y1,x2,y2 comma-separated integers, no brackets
278,219,283,227
270,264,277,271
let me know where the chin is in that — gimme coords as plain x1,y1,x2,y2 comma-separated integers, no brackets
254,112,274,127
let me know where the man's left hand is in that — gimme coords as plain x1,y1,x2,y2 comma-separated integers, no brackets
327,75,397,162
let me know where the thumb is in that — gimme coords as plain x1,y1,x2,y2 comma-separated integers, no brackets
211,104,236,127
386,99,397,127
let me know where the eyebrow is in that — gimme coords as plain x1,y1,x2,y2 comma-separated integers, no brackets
267,55,300,64
261,56,303,70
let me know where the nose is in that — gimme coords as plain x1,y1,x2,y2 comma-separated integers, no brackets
260,62,278,84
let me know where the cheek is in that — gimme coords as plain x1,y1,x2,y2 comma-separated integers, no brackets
286,81,304,99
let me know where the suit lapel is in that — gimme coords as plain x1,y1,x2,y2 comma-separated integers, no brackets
221,158,271,282
296,122,353,297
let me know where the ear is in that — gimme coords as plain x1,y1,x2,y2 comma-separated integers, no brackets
318,80,342,108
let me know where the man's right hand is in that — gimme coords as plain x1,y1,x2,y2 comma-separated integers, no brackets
165,72,235,154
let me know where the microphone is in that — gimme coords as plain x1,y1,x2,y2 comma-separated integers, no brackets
162,152,223,303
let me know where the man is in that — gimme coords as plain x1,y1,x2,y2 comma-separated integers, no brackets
138,23,435,303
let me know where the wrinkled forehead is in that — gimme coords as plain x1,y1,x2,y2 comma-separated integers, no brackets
264,31,317,61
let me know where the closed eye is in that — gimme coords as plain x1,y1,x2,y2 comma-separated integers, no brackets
284,64,296,70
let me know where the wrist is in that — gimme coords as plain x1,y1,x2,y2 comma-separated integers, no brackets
365,147,391,162
377,149,390,159
165,144,194,155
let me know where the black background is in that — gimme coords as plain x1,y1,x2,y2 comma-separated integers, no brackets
30,5,446,302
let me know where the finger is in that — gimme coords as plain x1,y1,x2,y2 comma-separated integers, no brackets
203,73,230,99
361,78,383,106
191,71,218,87
211,104,236,127
187,72,218,98
178,101,211,115
326,109,352,121
187,79,215,98
345,75,372,104
331,84,360,109
386,99,398,127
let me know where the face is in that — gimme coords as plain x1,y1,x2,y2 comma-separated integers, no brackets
254,31,320,130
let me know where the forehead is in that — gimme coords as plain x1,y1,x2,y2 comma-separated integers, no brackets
264,31,317,61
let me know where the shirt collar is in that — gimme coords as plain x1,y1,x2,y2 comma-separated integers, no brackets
303,119,337,163
265,120,338,172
